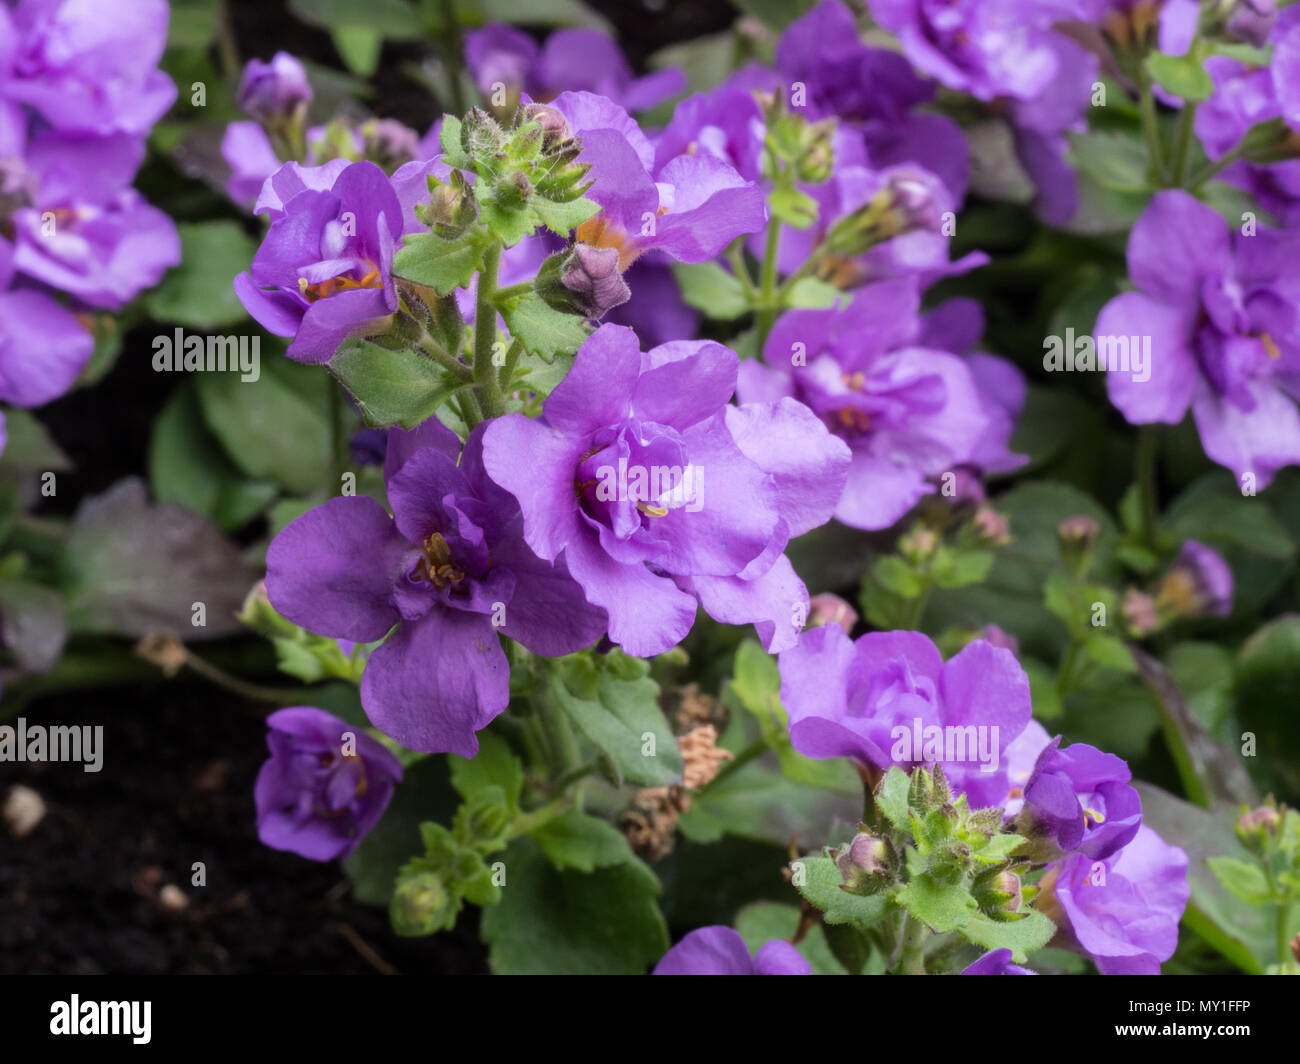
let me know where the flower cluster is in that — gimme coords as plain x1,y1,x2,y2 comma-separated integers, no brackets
0,0,179,438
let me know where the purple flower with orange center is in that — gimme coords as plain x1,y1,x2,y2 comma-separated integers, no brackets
234,160,403,363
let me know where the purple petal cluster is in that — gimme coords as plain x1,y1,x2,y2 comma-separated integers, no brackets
1043,825,1191,974
234,160,408,363
652,926,811,975
962,948,1036,975
482,323,850,657
266,418,607,756
738,279,1017,530
255,705,403,861
777,626,1033,808
1020,737,1143,859
0,0,178,416
1098,190,1300,487
465,24,685,114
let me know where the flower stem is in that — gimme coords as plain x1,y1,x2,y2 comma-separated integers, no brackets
1168,101,1199,187
1137,67,1167,185
1136,426,1160,549
437,0,467,115
472,242,506,420
896,912,929,975
755,216,782,351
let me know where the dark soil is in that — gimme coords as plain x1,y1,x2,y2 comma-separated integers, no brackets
0,684,486,974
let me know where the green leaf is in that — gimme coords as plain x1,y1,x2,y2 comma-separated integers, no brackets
894,873,976,933
1235,617,1300,798
783,277,843,310
1068,130,1151,192
550,654,683,787
1207,856,1273,906
769,181,818,228
498,290,590,361
480,840,667,974
289,0,423,37
0,409,72,473
145,222,258,329
874,555,924,598
793,855,892,930
149,382,277,531
530,195,600,236
448,732,524,817
530,809,638,872
195,354,332,495
59,479,254,639
1084,632,1136,673
671,261,750,320
935,549,994,589
330,338,465,429
959,909,1055,963
331,25,382,76
392,228,490,295
875,767,912,833
1147,50,1214,104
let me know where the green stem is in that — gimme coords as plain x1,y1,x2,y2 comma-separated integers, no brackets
727,241,758,299
1136,426,1160,549
1188,145,1249,191
492,281,533,305
755,216,782,351
419,334,472,381
896,913,929,975
699,738,766,792
508,797,572,838
1261,861,1292,966
1137,67,1167,185
473,243,506,420
1057,640,1082,698
1168,101,1199,187
437,0,468,115
328,382,351,489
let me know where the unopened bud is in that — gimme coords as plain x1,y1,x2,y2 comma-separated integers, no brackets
974,868,1024,921
238,52,312,124
973,505,1011,546
524,103,572,150
807,592,858,633
836,831,893,894
1057,514,1101,574
1236,802,1282,853
390,870,455,936
1122,588,1159,637
539,243,631,319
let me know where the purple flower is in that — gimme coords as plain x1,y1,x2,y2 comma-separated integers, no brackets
1043,825,1190,974
549,91,767,270
221,121,285,207
234,160,403,363
1098,190,1300,488
254,705,402,861
738,280,996,531
777,627,1033,808
868,0,1073,103
465,24,684,113
653,926,811,975
1,0,176,135
4,131,179,310
238,52,312,123
962,948,1036,975
1020,737,1142,860
0,240,94,406
482,323,850,657
1158,539,1234,618
266,418,608,756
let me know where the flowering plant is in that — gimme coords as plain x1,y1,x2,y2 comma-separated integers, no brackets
5,0,1300,982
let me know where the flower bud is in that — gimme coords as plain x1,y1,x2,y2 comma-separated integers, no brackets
238,52,312,124
390,870,456,936
540,244,631,319
836,831,893,894
1122,588,1159,637
523,103,573,150
974,868,1024,922
1056,514,1101,574
795,119,836,184
1225,0,1276,47
973,505,1011,546
361,118,421,171
807,592,858,633
1235,803,1282,853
